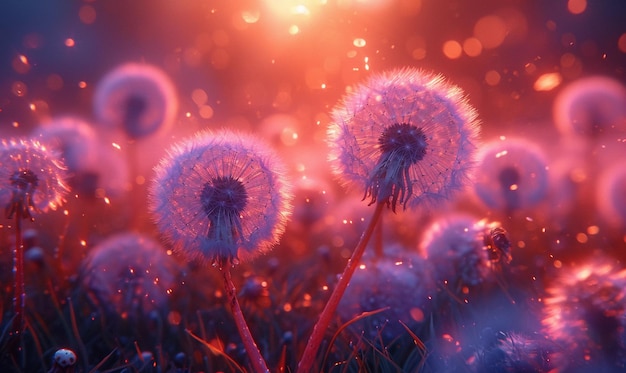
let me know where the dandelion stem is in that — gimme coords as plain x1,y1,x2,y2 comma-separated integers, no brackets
221,264,270,373
297,202,385,373
374,212,383,258
13,205,25,337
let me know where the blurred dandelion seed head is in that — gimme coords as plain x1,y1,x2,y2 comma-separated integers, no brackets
421,214,493,287
473,137,549,212
327,67,481,211
93,62,178,139
80,232,179,321
542,257,626,370
149,130,293,266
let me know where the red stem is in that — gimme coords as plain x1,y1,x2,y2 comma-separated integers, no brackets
13,206,25,336
221,265,270,373
297,202,385,373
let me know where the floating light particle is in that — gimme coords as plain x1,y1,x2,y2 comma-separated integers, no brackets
442,40,462,59
576,232,588,243
192,88,208,106
553,260,562,268
495,150,508,158
112,143,121,150
587,225,599,235
560,53,577,68
80,240,87,246
78,81,87,88
11,81,27,97
534,72,562,91
280,128,298,146
292,4,310,15
79,5,96,24
104,197,111,205
199,105,214,119
288,25,300,35
353,38,366,48
567,0,587,14
46,74,63,90
65,38,75,47
12,122,19,128
525,62,537,74
485,70,501,86
241,10,260,23
411,48,427,60
12,55,30,74
474,15,507,49
463,37,482,57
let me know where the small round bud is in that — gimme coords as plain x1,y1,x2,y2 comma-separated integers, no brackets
54,348,76,368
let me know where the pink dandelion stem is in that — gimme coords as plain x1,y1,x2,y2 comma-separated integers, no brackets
297,201,384,373
12,206,25,336
221,263,270,373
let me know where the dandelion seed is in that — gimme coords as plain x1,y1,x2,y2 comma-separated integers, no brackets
93,62,178,139
473,137,549,212
327,67,480,212
149,130,293,267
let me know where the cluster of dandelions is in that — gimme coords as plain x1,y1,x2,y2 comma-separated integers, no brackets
2,66,483,372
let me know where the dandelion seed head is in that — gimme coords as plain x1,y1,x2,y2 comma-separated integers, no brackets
93,62,178,139
79,232,179,320
420,214,492,287
473,137,549,212
553,75,626,137
0,138,69,218
32,116,98,172
149,130,293,266
327,67,481,211
542,257,626,370
337,252,434,343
